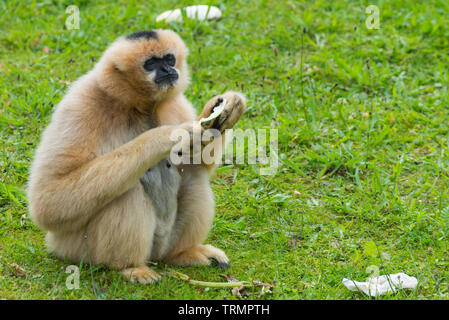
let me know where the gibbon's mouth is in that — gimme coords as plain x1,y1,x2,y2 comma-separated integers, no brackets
155,74,179,87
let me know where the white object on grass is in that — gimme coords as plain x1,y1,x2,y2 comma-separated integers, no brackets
342,273,418,297
156,5,222,23
199,98,227,127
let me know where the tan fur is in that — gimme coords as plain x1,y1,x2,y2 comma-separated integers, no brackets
28,29,245,283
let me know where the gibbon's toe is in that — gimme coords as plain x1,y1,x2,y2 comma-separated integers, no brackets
122,265,161,284
166,244,230,267
199,244,230,269
210,257,230,270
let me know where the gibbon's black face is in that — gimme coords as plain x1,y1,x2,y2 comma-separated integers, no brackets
143,53,179,88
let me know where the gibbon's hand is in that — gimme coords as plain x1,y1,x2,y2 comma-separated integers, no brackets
169,121,204,159
175,121,204,143
198,91,246,133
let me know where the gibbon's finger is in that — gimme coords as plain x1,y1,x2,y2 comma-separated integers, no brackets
215,96,245,132
199,97,226,129
171,122,204,151
170,140,202,164
200,128,222,147
198,95,225,121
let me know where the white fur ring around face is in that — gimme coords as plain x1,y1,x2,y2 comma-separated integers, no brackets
199,98,227,129
156,5,222,23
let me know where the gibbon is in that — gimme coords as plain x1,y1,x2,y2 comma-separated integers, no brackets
28,29,246,284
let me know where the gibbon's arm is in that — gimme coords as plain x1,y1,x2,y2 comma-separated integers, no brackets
29,125,185,233
154,94,222,173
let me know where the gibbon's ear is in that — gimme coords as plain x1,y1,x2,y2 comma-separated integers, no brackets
113,63,124,73
111,47,128,73
104,39,135,74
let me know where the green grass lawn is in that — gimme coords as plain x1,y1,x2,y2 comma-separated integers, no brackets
1,0,449,299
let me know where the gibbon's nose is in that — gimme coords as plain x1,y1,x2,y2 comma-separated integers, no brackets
155,64,179,86
161,64,170,73
165,66,179,79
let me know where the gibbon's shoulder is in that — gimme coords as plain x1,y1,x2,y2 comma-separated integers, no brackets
39,74,110,150
62,71,111,110
52,71,117,122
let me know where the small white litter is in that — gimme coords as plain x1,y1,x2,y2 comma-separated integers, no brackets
342,273,418,297
156,5,222,23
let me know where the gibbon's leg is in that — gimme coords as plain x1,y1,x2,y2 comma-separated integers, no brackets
30,123,194,234
85,183,161,284
45,179,162,284
164,164,229,268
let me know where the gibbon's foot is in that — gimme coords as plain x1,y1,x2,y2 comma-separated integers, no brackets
168,244,230,269
199,91,246,133
121,265,162,284
210,257,230,270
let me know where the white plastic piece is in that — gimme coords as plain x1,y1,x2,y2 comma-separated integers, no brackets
156,5,222,23
199,98,227,125
342,273,418,297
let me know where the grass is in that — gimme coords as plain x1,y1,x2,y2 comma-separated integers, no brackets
1,0,449,300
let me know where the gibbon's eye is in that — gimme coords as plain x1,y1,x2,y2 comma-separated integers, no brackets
164,54,176,67
143,58,158,72
143,54,179,87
